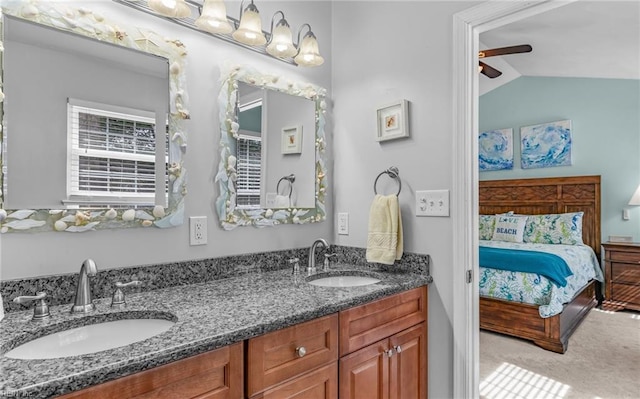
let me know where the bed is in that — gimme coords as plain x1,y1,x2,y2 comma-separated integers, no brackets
479,175,602,353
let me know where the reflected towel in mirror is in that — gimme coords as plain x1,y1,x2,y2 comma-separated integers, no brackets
274,195,291,208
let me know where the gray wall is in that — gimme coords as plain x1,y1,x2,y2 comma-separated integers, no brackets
331,2,475,398
480,76,640,241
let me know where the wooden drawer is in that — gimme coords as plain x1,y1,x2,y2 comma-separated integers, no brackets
611,263,640,284
339,286,427,356
611,283,640,306
247,314,338,397
609,250,640,263
259,362,337,399
58,342,243,399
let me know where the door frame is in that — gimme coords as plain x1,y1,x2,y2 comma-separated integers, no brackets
451,1,577,397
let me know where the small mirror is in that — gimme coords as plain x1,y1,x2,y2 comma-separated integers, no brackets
216,66,327,229
0,2,189,233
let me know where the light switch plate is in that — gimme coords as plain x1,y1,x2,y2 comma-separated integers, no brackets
416,190,450,217
338,212,349,235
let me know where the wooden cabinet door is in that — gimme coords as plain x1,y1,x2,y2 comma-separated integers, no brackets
339,287,427,356
260,363,338,399
339,338,389,399
58,342,243,399
389,323,427,399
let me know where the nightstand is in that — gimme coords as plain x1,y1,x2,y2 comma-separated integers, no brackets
602,242,640,311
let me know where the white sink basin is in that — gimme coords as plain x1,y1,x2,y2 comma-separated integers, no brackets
307,275,381,287
5,318,175,359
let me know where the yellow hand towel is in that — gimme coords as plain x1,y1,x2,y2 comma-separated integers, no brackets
366,194,403,265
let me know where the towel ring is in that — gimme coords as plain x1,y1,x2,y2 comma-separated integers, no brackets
373,167,401,196
277,174,296,197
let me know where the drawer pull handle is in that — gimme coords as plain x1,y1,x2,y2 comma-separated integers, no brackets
296,346,307,358
394,345,402,353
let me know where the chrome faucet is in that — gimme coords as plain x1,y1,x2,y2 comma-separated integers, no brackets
308,238,328,275
13,291,51,321
71,259,98,313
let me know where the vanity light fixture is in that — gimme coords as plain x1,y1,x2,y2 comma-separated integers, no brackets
294,24,324,67
115,0,324,67
232,0,266,46
148,0,191,18
194,0,232,34
265,11,297,59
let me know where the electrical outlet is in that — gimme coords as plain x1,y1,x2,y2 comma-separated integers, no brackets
416,190,450,217
338,212,349,235
190,216,207,246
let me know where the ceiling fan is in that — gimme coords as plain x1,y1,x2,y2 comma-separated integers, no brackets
478,44,533,78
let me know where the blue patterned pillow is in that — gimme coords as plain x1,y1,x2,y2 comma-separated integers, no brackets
492,215,528,243
479,215,496,240
523,212,584,245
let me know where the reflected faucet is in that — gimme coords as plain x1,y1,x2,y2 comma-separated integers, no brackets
71,259,98,313
308,238,328,275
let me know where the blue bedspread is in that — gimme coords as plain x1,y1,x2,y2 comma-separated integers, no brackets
479,246,574,287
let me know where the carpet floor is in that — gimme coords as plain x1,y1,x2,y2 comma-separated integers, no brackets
480,308,640,399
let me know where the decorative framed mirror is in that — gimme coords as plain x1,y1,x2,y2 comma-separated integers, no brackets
0,0,188,233
216,65,327,229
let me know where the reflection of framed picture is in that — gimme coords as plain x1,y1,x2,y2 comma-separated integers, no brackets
281,125,302,154
376,100,410,142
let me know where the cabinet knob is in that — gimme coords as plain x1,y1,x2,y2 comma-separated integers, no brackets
383,348,394,358
296,346,307,358
394,345,402,353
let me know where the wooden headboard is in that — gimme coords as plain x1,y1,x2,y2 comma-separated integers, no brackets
479,175,601,258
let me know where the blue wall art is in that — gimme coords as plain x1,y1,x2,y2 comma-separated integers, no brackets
479,128,514,171
520,120,572,169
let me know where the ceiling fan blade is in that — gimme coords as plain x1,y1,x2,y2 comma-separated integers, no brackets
479,61,502,78
479,44,532,58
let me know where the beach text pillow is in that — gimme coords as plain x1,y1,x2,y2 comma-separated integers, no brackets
492,215,528,243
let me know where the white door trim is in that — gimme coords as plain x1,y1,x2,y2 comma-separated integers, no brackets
451,1,577,397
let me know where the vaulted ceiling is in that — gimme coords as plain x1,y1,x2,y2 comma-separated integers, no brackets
479,0,639,92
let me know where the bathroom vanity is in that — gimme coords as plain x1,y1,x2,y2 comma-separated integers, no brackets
0,265,431,398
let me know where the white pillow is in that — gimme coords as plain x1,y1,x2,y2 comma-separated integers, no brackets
492,215,528,243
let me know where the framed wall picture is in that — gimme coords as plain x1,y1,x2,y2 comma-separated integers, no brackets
376,100,410,142
479,128,514,171
281,125,302,154
520,119,572,169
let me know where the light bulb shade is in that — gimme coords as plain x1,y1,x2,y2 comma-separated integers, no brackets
629,184,640,206
266,20,296,58
195,0,233,34
232,3,266,46
294,31,324,67
148,0,191,18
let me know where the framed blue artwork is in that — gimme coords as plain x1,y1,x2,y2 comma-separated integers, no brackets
520,120,572,169
479,128,514,171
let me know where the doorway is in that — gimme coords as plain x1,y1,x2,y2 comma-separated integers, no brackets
451,1,574,397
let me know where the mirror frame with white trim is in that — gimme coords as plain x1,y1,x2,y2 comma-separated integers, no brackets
215,65,327,229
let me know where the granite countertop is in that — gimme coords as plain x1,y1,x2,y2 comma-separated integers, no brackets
0,264,432,398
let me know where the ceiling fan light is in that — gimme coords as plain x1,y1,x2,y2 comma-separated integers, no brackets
294,31,324,67
266,19,296,58
232,2,266,46
195,0,233,34
148,0,191,18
